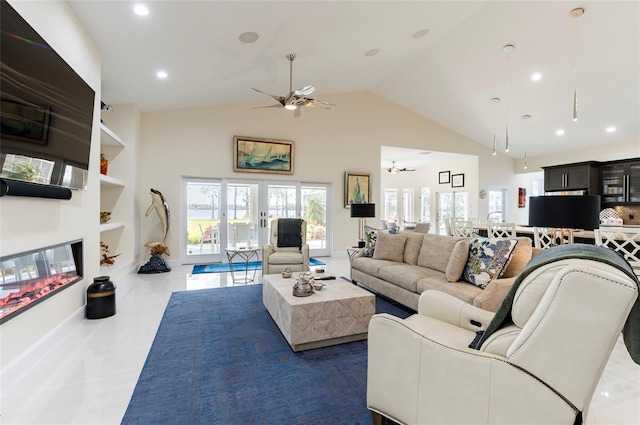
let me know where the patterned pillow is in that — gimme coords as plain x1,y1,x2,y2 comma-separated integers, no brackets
362,226,398,257
462,238,519,289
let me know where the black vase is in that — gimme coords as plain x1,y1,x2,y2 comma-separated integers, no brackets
86,276,116,319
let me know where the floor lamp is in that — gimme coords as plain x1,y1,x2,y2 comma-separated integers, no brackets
529,195,600,245
351,203,376,248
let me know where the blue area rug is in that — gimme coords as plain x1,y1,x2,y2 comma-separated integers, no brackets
121,283,412,424
192,258,325,274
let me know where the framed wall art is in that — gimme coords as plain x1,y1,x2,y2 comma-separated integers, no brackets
451,173,465,188
345,172,370,208
438,171,450,184
233,135,294,175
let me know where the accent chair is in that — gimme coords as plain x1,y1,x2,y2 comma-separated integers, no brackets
262,218,309,275
367,244,639,425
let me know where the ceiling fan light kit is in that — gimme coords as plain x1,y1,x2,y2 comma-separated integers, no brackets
251,53,335,117
387,161,415,174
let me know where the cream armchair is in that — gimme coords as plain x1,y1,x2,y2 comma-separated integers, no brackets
262,218,309,275
367,244,639,425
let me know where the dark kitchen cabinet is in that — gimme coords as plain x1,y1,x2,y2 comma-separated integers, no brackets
601,159,640,204
543,162,600,194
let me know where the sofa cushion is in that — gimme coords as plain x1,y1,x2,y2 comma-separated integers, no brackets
500,236,533,278
417,277,483,305
417,234,465,273
462,237,519,289
363,225,399,257
378,264,440,293
373,231,407,262
351,257,398,278
403,232,425,265
446,240,470,282
267,251,304,264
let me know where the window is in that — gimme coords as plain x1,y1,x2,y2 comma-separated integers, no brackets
402,188,413,223
420,187,431,222
384,189,398,224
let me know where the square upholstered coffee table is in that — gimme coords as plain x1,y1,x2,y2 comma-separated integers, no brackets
262,274,375,351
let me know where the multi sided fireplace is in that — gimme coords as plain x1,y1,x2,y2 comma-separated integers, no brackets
0,240,83,324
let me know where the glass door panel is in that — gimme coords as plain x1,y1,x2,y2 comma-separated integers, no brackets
183,179,222,264
436,192,469,234
302,184,330,257
226,182,259,250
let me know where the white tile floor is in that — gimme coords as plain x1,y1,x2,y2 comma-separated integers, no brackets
1,256,639,425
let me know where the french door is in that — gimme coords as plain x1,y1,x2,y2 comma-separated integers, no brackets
182,177,330,264
435,191,469,235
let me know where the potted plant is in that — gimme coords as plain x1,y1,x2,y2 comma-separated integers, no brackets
100,152,108,175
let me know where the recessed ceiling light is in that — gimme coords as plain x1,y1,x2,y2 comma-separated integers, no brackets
556,129,565,136
412,29,430,39
606,126,616,133
156,70,168,79
531,72,542,81
134,4,149,16
238,31,259,44
364,49,379,57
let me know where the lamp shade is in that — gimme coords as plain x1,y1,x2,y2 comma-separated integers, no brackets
529,195,600,230
350,203,376,218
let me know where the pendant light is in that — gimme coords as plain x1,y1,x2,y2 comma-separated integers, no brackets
522,114,531,169
491,97,500,155
570,7,584,121
503,44,514,152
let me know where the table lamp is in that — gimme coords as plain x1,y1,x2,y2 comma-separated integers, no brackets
351,203,376,248
529,195,600,244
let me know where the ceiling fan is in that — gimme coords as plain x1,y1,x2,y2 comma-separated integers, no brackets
251,53,335,118
387,161,415,174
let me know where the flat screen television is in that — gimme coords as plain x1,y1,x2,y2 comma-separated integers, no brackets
0,0,95,192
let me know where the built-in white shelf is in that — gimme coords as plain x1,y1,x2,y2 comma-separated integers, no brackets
99,258,136,279
100,221,125,232
100,174,125,187
100,123,125,147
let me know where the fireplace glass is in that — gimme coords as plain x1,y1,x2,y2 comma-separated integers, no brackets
0,239,83,324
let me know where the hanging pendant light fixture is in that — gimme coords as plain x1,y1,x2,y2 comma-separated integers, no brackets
491,97,500,155
503,44,514,152
522,114,531,169
570,7,584,121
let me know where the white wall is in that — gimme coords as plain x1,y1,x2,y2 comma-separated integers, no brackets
138,91,520,259
380,153,479,228
0,1,102,369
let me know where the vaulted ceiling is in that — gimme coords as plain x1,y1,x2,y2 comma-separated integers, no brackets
69,1,639,165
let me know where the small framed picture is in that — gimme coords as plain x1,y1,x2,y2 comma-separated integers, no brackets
438,171,450,184
451,173,465,188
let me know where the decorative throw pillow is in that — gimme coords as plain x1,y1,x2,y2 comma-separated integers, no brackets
373,231,407,262
362,226,398,257
463,238,519,289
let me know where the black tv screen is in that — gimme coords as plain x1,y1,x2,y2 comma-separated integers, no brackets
0,0,95,190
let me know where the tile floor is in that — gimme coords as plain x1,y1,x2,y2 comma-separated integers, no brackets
1,256,639,424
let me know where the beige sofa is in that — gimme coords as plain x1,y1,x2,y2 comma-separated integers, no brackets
350,232,536,312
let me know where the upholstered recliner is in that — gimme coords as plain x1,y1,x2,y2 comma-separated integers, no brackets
367,244,639,425
262,218,309,275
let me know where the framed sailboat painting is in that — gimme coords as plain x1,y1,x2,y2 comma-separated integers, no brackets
233,136,294,175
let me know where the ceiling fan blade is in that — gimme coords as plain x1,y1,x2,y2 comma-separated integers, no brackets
251,87,285,104
252,104,284,109
307,98,335,109
294,85,315,96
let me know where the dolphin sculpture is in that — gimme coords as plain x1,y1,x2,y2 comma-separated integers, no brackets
145,188,170,252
